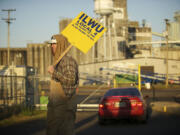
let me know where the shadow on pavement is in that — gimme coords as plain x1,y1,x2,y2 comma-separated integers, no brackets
75,113,97,129
76,112,180,135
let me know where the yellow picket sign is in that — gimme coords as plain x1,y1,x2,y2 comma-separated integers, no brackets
61,11,107,54
53,12,106,66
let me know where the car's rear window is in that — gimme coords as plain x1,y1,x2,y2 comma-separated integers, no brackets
104,88,140,97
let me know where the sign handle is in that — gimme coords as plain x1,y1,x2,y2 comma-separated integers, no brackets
53,44,73,66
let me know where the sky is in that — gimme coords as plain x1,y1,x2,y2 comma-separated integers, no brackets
0,0,179,48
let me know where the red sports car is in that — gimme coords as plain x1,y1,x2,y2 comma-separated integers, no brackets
98,87,148,124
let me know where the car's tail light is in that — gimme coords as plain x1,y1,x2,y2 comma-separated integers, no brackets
131,100,137,107
130,99,143,107
137,102,143,107
99,104,104,108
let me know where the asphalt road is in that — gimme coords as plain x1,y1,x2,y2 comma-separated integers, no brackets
75,111,180,135
0,89,180,135
1,110,180,135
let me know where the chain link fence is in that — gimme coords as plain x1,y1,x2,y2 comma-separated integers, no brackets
0,75,26,107
0,75,50,109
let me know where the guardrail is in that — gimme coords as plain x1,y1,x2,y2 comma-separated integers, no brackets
35,104,99,112
35,84,103,112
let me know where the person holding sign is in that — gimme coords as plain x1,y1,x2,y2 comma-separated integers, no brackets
46,11,106,135
47,34,79,135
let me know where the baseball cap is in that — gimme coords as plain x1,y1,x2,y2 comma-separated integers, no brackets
49,39,57,44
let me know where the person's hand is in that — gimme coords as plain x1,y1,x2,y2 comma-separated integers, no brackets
48,65,54,74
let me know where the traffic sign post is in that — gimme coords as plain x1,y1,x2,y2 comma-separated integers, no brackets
138,64,141,91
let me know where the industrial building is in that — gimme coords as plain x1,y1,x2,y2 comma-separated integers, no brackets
0,0,180,80
59,0,152,64
169,10,180,42
0,0,180,106
0,48,27,66
27,43,52,77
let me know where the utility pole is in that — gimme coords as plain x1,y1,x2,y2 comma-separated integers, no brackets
165,19,169,88
2,9,16,66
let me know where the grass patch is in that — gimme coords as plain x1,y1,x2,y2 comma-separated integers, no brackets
0,105,47,127
0,110,46,127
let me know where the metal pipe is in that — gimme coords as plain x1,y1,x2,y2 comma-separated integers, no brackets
128,40,180,45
